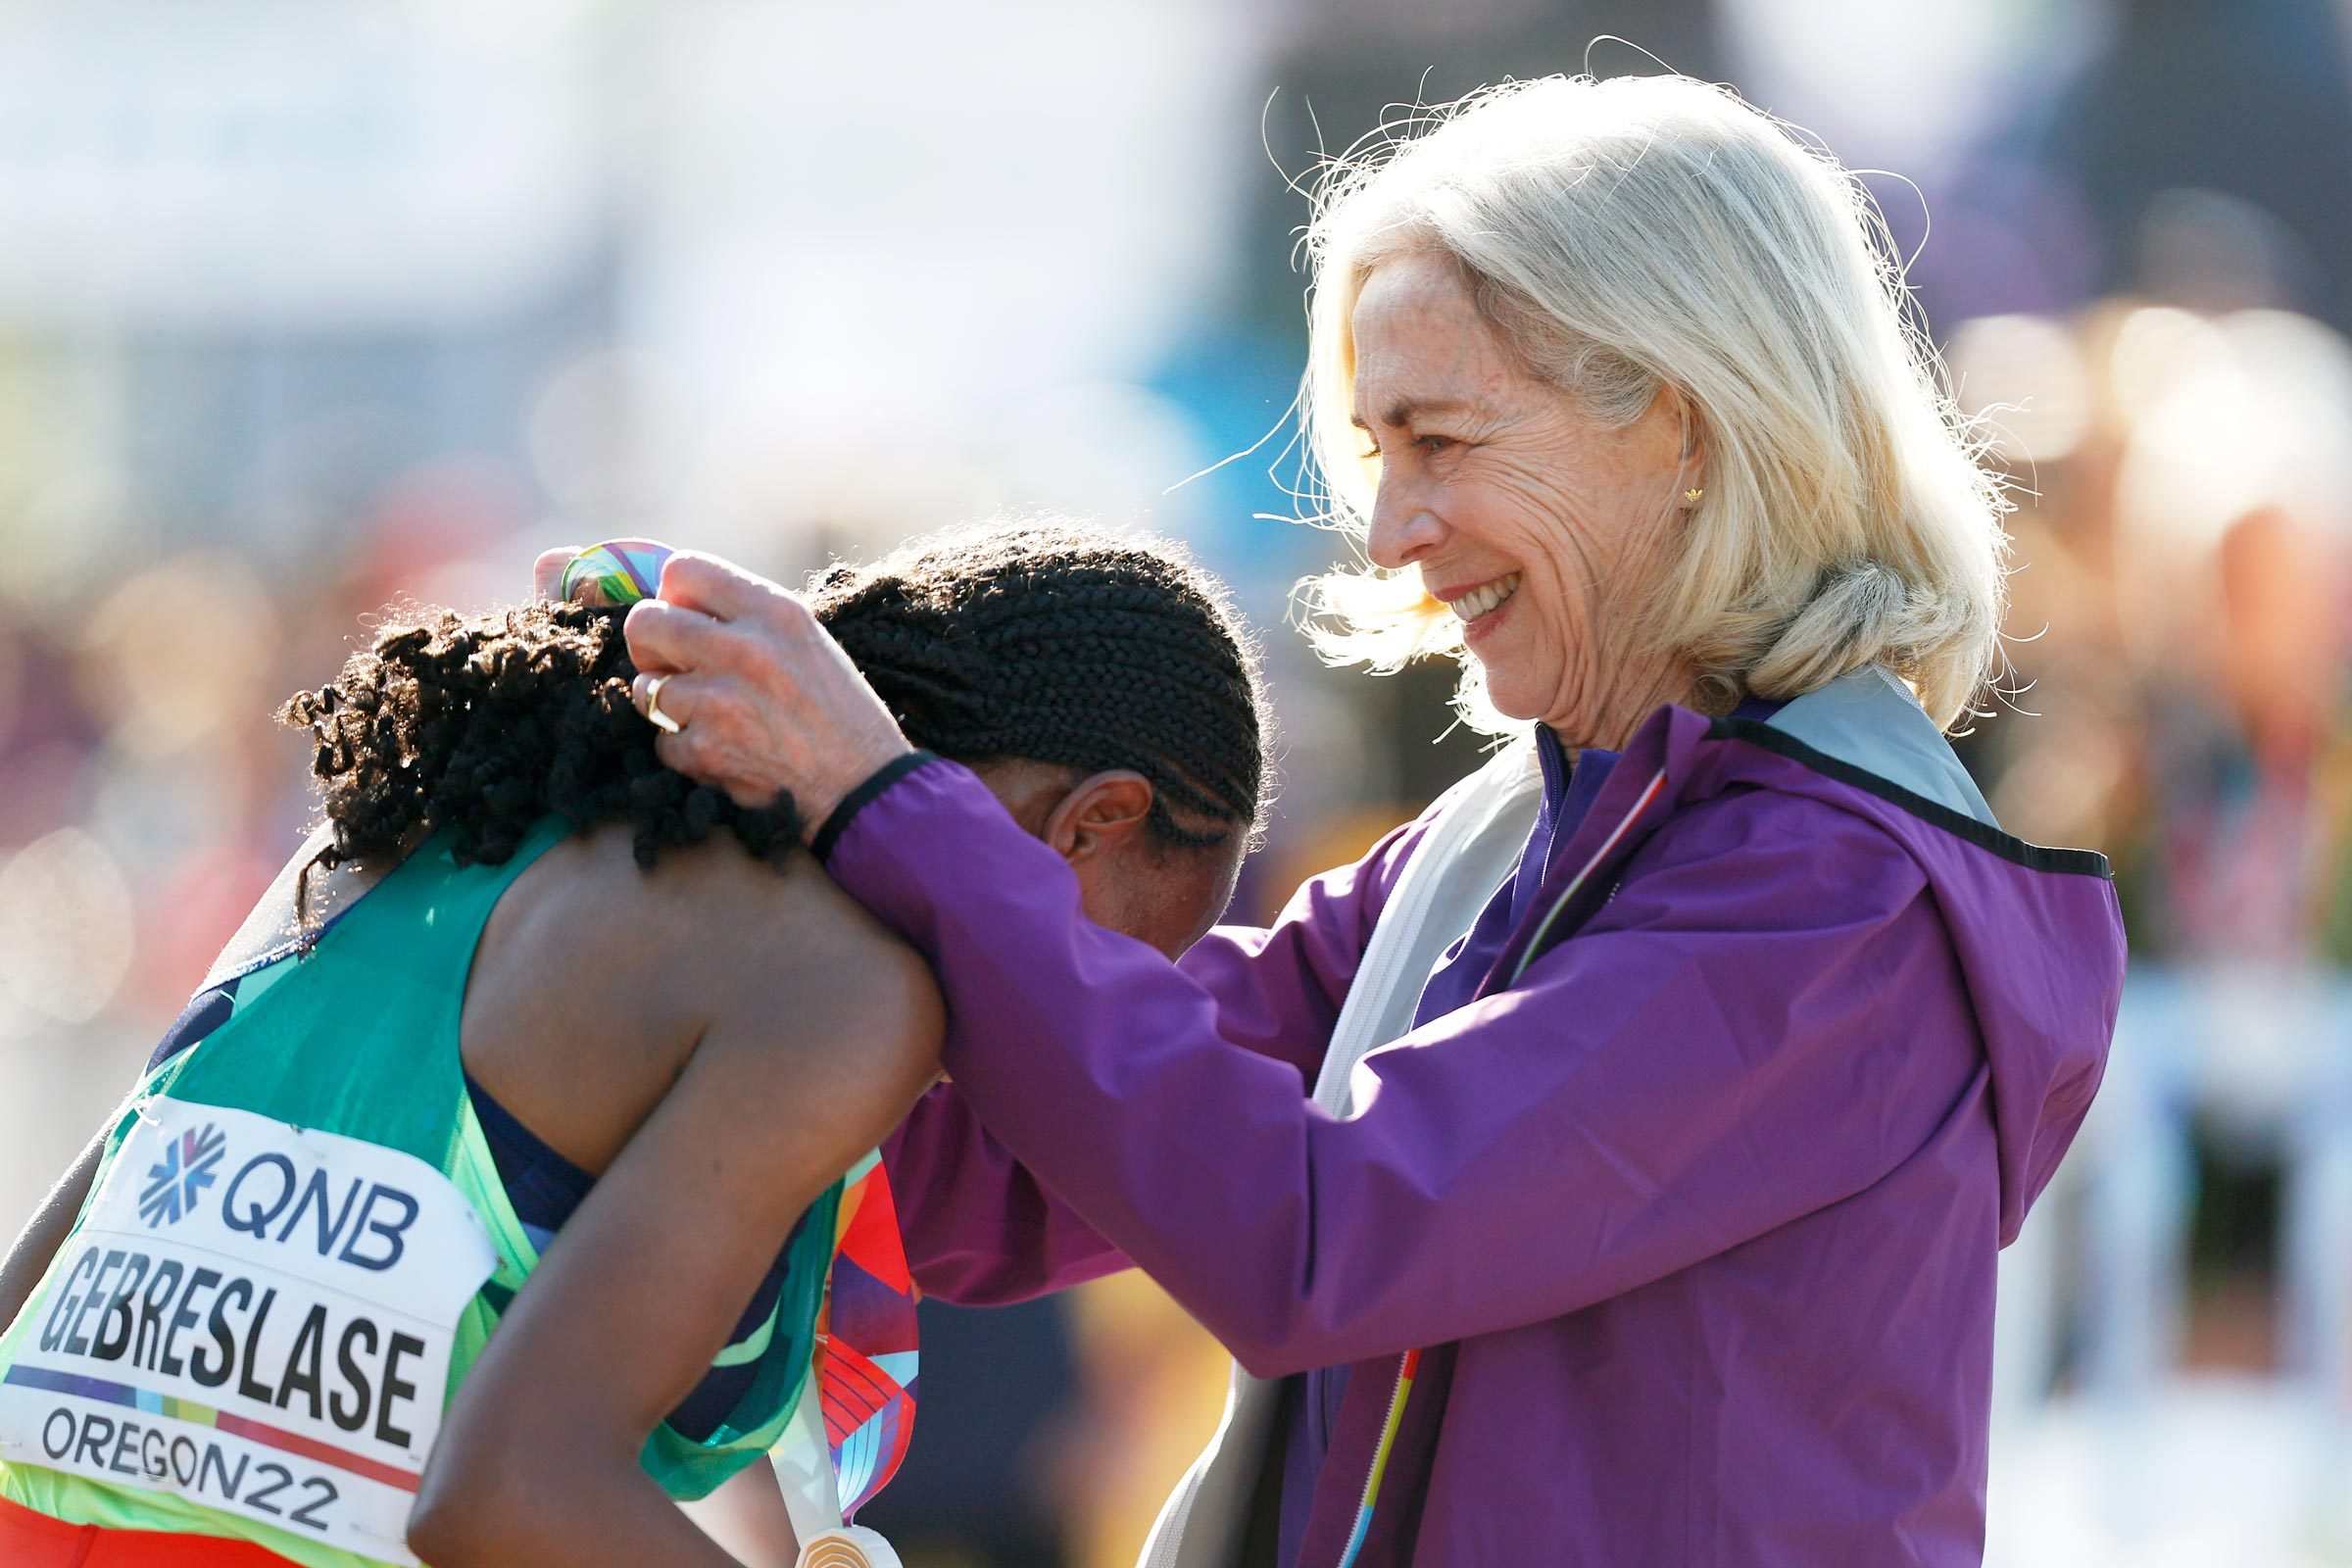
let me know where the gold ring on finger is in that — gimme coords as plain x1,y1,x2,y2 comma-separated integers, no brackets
644,673,684,735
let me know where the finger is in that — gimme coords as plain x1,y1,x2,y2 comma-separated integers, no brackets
533,546,582,602
624,599,744,677
630,670,707,735
654,730,788,813
658,551,798,624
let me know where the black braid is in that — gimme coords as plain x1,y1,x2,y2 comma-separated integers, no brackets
282,522,1267,875
809,523,1266,850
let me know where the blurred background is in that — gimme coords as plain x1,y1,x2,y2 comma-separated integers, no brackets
1,0,2350,1562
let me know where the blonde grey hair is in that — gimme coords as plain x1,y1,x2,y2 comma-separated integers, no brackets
1298,74,2008,731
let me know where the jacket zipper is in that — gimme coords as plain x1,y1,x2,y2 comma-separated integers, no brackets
1508,767,1669,986
1326,769,1671,1568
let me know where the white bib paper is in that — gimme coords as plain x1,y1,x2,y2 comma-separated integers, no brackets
0,1097,496,1565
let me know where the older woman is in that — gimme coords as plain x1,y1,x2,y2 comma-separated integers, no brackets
616,75,2126,1567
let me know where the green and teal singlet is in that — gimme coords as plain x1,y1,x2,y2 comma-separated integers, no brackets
0,817,841,1568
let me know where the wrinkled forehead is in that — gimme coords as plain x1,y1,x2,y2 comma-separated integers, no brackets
1347,251,1513,422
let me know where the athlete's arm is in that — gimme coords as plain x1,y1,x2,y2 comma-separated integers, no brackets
409,875,943,1568
0,1125,106,1334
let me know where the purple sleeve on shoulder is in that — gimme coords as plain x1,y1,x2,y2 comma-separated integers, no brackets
866,758,1427,1302
842,762,1975,1373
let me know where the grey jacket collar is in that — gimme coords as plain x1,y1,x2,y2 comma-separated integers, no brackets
1760,665,1995,828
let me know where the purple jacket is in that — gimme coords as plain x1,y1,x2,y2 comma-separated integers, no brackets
861,671,2126,1566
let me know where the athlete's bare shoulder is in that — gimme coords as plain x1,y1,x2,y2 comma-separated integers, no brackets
621,827,944,1052
501,822,927,1005
459,822,940,1176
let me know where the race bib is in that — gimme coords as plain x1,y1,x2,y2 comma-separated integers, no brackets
0,1098,497,1565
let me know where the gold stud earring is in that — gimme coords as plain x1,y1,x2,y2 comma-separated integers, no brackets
1684,487,1704,503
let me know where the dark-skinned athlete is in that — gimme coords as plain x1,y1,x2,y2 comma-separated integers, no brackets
0,522,1265,1568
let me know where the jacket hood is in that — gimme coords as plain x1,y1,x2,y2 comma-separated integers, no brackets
1701,668,2127,1244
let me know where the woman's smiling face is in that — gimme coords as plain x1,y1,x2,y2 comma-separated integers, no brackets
1351,251,1700,746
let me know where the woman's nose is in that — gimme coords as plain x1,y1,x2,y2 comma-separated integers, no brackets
1366,483,1446,569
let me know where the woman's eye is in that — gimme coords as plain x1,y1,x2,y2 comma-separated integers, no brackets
1356,431,1455,461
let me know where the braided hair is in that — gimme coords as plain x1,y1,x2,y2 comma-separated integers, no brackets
808,524,1265,850
282,522,1266,877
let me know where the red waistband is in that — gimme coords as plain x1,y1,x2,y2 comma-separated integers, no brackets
0,1492,303,1567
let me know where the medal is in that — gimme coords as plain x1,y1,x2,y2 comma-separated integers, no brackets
797,1524,903,1567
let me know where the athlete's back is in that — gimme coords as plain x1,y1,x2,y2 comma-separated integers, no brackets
0,808,937,1568
0,522,1273,1568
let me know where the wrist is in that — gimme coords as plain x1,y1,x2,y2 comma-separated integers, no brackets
811,750,938,860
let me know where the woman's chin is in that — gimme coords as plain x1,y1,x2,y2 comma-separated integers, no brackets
1475,664,1588,738
1473,667,1547,727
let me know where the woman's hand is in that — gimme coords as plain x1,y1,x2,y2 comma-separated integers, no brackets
618,553,913,834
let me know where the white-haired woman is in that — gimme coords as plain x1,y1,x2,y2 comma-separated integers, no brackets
608,74,2127,1567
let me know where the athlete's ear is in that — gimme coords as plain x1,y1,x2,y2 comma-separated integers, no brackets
1042,770,1155,866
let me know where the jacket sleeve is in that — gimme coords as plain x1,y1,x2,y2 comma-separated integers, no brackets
835,757,1983,1375
877,807,1427,1304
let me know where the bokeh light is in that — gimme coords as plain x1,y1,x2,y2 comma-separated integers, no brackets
0,4,2348,1563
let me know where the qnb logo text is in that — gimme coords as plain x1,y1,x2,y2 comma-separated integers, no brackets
218,1153,420,1273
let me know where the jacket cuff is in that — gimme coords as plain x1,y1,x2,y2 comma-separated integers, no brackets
811,750,941,863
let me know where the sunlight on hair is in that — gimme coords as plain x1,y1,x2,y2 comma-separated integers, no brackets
1292,73,2010,732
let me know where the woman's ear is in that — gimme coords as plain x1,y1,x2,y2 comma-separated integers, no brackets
1660,383,1707,470
1042,770,1156,865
